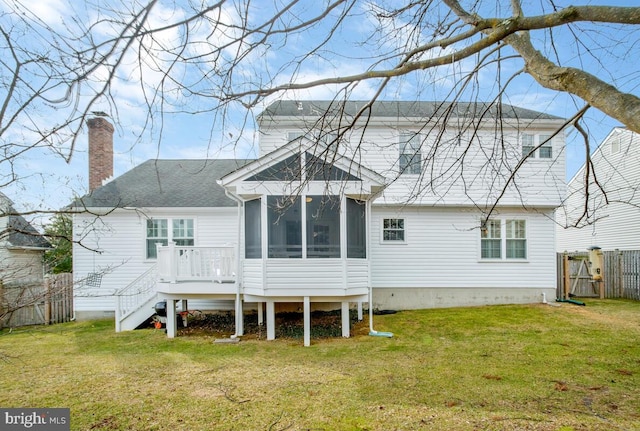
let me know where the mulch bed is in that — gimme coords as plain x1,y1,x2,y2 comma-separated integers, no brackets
175,309,368,340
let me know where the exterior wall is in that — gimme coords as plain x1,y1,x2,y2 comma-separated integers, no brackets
254,111,565,309
557,128,640,252
72,207,239,318
242,259,368,297
0,248,45,283
370,205,557,309
259,117,566,208
0,200,46,284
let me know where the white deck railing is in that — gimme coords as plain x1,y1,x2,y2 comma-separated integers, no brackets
156,243,236,283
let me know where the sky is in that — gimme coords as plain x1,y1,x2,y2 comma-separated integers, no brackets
0,0,634,224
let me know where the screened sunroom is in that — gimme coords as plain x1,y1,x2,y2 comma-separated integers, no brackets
218,139,385,339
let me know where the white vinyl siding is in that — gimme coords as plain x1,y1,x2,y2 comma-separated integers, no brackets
0,249,46,283
556,128,640,251
260,122,565,208
611,136,620,154
73,208,237,313
371,208,553,290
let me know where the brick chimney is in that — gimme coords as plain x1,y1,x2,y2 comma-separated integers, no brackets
87,117,114,192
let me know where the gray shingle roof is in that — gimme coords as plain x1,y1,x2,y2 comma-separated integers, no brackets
73,159,253,208
259,100,563,121
0,192,51,249
1,212,51,250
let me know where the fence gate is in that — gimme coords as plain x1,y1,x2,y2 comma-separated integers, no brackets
558,253,603,300
557,250,640,300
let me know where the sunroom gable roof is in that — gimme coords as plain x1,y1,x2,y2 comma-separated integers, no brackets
219,136,386,191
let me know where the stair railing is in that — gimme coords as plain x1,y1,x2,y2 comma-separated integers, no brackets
115,264,158,331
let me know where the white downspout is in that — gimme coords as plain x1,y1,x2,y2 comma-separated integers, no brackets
366,197,393,338
224,189,244,339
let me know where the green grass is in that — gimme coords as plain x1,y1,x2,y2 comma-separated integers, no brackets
1,300,639,430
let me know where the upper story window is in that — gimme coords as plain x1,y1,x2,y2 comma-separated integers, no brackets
399,133,422,175
382,218,405,242
481,218,527,260
146,218,194,259
522,133,553,160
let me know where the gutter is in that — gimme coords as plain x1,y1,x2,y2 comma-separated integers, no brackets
7,246,51,251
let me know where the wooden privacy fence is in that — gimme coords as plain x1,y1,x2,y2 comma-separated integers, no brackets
557,250,640,301
0,273,73,328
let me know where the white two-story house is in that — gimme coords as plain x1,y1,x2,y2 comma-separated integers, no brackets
71,101,566,345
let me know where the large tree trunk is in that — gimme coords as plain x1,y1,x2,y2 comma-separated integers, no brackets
506,32,640,133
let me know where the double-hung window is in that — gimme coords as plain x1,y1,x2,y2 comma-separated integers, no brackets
481,220,502,259
146,219,168,259
146,218,194,259
481,218,527,260
538,134,553,159
522,133,553,160
172,219,194,247
399,133,422,174
506,220,526,259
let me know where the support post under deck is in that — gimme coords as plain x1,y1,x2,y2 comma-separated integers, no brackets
266,300,275,341
341,301,350,338
303,296,311,347
166,299,177,338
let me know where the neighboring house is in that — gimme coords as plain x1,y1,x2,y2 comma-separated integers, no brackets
0,193,51,284
71,101,566,345
556,128,640,252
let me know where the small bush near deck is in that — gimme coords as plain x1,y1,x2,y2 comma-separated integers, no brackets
1,300,639,430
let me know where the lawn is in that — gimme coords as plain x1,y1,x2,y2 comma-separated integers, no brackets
1,300,639,430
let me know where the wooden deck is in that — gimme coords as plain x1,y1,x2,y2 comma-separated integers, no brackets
154,244,370,345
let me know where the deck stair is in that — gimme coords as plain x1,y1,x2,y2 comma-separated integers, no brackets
115,265,159,331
